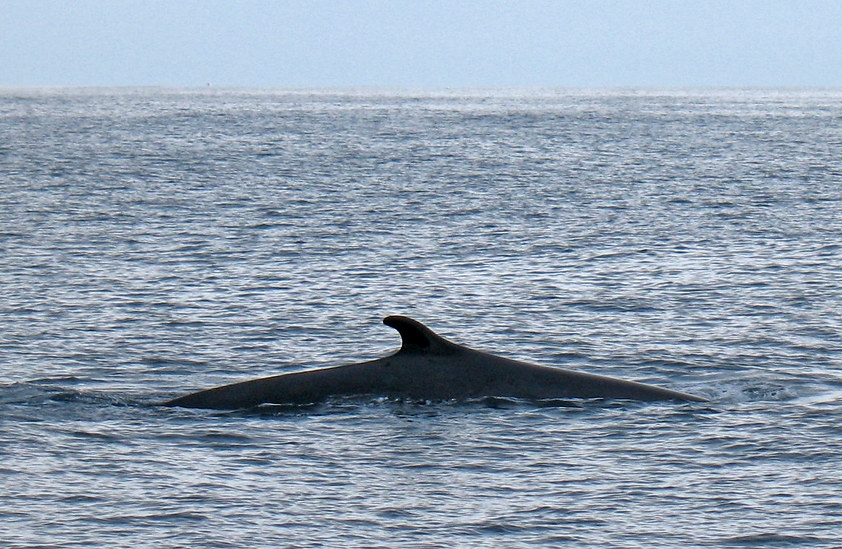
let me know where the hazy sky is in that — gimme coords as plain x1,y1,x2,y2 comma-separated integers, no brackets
2,0,841,88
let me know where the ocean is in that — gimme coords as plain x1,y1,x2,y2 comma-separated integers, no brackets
1,88,841,547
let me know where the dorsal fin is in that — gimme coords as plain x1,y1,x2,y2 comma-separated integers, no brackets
383,316,458,354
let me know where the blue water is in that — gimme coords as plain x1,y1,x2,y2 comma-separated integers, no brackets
2,88,842,548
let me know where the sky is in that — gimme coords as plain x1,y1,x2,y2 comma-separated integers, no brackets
2,0,841,88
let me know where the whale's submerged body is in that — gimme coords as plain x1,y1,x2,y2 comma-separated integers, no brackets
163,316,707,409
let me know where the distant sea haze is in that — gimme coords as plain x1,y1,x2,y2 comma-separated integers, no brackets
2,88,841,548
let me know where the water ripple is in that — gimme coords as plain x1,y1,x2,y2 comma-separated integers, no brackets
2,88,842,548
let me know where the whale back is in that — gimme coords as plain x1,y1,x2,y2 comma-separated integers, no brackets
164,316,708,408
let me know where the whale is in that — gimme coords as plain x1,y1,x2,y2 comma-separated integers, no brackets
163,315,707,409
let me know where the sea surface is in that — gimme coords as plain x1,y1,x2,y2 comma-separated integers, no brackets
2,88,841,548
